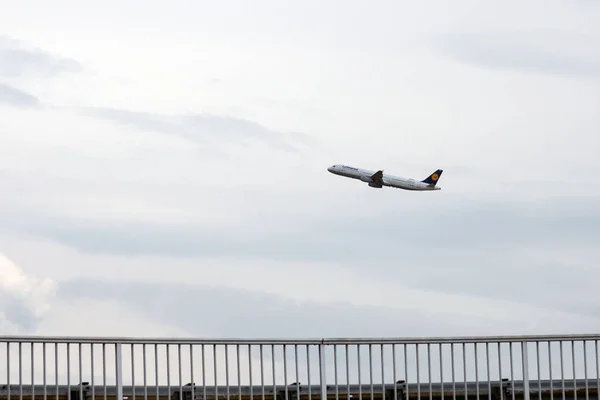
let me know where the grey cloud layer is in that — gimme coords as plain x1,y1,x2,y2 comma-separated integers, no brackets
434,31,600,77
0,34,316,153
77,107,314,152
12,195,598,262
59,278,593,338
1,25,600,339
0,83,40,108
6,191,598,321
0,291,41,332
0,35,83,78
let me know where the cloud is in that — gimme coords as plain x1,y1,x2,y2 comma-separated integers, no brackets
60,279,470,338
0,84,41,108
0,35,83,78
0,0,599,351
53,275,600,348
90,278,600,332
2,180,597,332
0,253,55,333
1,177,599,325
0,229,597,384
76,107,312,152
5,194,597,263
433,31,600,77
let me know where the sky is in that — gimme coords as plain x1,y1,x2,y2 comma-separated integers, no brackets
1,0,600,352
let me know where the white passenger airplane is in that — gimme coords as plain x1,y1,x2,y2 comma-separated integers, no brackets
327,164,443,191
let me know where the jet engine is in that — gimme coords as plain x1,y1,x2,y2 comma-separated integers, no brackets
360,176,373,183
368,182,382,188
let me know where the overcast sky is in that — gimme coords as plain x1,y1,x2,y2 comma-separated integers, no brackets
1,0,600,349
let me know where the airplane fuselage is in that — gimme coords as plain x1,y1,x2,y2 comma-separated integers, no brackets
327,165,442,191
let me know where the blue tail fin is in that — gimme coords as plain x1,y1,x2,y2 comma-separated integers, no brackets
421,169,443,185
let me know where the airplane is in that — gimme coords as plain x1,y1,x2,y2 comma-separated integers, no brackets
327,164,443,191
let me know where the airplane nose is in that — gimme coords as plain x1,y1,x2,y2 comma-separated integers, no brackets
327,166,333,172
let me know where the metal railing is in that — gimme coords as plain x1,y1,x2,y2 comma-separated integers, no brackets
1,334,599,400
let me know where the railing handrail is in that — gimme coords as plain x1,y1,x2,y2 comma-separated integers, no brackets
0,380,596,392
0,333,599,345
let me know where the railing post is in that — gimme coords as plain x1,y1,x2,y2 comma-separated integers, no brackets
319,343,327,400
116,343,123,400
521,342,530,400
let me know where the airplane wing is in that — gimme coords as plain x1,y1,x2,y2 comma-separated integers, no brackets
370,170,384,185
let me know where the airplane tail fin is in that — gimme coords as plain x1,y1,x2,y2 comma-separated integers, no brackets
421,169,443,185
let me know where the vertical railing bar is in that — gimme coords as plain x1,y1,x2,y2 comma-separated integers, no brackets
43,342,47,400
213,344,218,400
294,345,299,400
573,341,578,400
201,345,206,400
167,345,172,400
237,344,242,400
56,343,60,400
67,343,72,400
6,342,10,400
462,344,467,400
249,345,254,400
260,344,265,400
474,343,479,400
166,345,171,400
357,344,362,400
319,343,327,400
560,341,565,400
393,345,398,400
154,344,159,400
271,345,276,400
334,345,339,400
584,341,589,400
307,345,312,400
404,344,409,400
417,344,421,400
439,343,444,400
31,343,35,400
91,344,95,400
369,344,374,400
227,345,232,400
178,344,183,400
498,342,503,400
510,343,515,400
142,344,147,400
103,344,107,400
381,344,385,400
132,344,136,400
428,343,432,400
79,343,83,400
595,340,599,400
345,345,350,400
522,341,531,400
536,342,541,400
549,342,553,400
121,345,131,398
189,345,194,400
451,343,456,400
115,343,123,400
486,343,491,400
283,345,288,400
19,342,22,400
